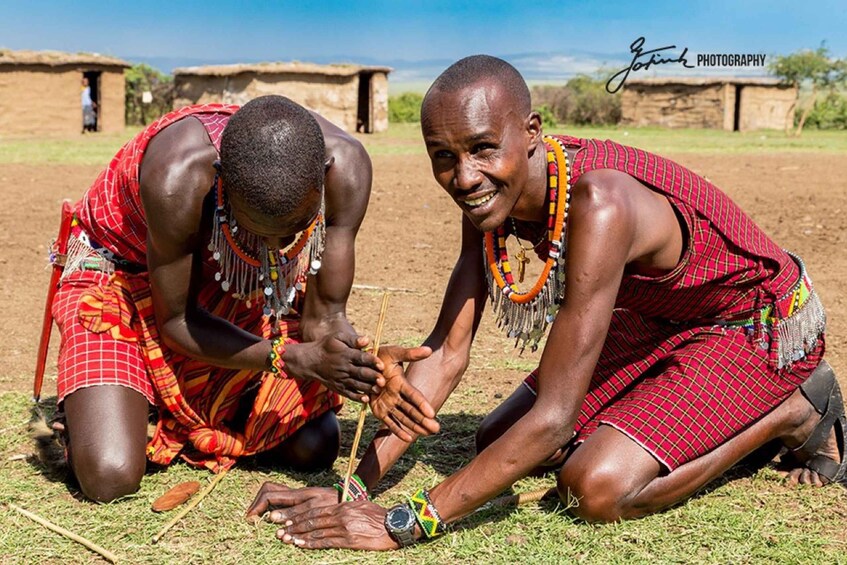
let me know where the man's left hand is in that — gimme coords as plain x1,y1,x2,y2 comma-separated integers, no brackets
370,344,440,441
275,500,399,551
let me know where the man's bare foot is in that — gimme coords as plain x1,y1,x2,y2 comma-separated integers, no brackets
776,367,844,486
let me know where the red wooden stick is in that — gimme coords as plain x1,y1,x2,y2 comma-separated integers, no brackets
33,200,73,402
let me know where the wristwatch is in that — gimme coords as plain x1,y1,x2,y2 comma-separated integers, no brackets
384,503,417,547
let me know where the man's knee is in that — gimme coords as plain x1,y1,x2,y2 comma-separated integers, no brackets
264,411,340,472
475,388,536,454
71,447,145,503
557,460,634,523
475,414,500,454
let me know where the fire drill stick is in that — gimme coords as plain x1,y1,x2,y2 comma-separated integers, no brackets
341,292,389,502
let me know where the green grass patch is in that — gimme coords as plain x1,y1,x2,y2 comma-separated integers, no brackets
0,128,142,166
1,390,844,563
361,123,847,157
4,124,845,167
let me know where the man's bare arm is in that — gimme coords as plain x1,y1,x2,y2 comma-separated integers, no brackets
355,214,488,488
141,118,273,370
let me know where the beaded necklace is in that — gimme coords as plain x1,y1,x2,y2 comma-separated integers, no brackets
209,172,325,320
483,136,571,352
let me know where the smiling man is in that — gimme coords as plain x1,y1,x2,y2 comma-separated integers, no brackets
246,56,843,550
45,96,435,502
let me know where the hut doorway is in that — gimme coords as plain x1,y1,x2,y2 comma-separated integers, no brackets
82,70,101,132
733,85,743,132
357,71,374,133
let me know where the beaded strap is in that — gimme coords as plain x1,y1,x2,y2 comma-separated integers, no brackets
332,474,371,502
267,337,287,376
408,488,447,539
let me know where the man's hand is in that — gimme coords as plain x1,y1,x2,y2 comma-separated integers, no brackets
246,483,398,551
369,345,440,442
246,483,338,524
277,500,397,551
285,333,385,402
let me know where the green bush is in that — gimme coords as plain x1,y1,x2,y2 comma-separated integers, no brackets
804,92,847,130
125,64,174,126
531,74,621,126
389,92,424,123
535,104,558,128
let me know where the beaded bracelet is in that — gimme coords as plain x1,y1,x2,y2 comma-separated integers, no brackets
408,488,448,538
332,473,371,502
267,336,287,376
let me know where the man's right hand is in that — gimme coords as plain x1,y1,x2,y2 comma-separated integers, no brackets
284,333,385,402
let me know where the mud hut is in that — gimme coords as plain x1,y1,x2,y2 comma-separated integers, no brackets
173,62,391,133
0,49,130,136
621,77,797,131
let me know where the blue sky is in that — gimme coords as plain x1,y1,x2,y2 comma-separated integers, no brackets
2,1,845,85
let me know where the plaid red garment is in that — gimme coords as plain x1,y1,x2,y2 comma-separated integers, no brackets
55,104,343,471
62,267,342,472
522,137,825,471
74,103,240,266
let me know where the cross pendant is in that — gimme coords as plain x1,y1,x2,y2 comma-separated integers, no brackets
516,248,530,283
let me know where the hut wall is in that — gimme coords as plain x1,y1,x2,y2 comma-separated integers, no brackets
621,84,727,129
98,70,126,133
738,85,797,131
0,65,125,136
371,71,389,133
722,84,736,131
174,72,360,132
0,67,78,135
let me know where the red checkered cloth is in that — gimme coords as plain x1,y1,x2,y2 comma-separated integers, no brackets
54,105,343,471
521,137,825,471
74,104,240,266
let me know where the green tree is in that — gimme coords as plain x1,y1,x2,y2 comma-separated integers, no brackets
769,46,846,135
388,92,424,123
125,63,174,126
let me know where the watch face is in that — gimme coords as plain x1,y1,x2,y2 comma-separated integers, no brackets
387,505,415,531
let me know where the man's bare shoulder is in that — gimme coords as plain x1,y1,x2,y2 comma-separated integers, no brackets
139,117,218,243
140,117,218,204
570,169,636,226
310,112,373,228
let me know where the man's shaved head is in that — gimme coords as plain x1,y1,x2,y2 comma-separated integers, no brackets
423,55,531,115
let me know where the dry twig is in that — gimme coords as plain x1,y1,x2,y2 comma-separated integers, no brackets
485,487,557,509
341,292,390,501
151,467,229,544
7,503,118,563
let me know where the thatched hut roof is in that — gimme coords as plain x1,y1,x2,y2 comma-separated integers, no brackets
0,49,131,68
174,61,392,78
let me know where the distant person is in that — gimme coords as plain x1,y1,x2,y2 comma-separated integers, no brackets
41,96,436,502
81,77,96,133
247,56,842,550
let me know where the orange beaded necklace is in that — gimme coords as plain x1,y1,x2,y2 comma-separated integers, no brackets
210,172,325,318
483,136,571,351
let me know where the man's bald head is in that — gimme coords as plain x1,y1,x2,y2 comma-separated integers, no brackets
423,55,531,116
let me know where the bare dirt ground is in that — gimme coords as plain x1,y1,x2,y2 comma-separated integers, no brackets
3,151,845,401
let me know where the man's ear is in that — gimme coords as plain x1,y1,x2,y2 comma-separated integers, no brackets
526,111,543,151
324,156,335,174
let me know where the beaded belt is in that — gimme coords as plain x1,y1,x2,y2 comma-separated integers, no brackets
57,217,145,278
719,253,813,330
717,251,826,369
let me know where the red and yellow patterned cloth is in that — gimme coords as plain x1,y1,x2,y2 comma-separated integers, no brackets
54,105,342,471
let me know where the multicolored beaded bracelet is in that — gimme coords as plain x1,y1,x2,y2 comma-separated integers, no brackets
267,336,287,376
408,488,447,538
332,473,371,502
